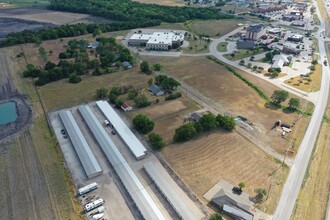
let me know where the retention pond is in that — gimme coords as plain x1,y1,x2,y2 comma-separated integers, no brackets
0,102,17,125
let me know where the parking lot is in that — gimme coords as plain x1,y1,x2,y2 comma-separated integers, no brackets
49,102,205,220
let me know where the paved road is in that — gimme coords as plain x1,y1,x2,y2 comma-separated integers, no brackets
273,0,330,219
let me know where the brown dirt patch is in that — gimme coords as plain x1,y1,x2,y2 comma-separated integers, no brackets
162,131,288,213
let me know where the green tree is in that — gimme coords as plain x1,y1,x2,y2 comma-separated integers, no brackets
148,133,166,150
148,78,153,86
310,65,316,71
68,73,81,83
134,94,151,108
96,87,109,98
247,63,252,68
140,61,151,74
209,213,223,220
238,182,245,190
311,59,318,65
93,28,102,37
271,90,289,105
288,98,300,110
255,188,267,202
115,98,124,108
239,60,245,65
127,90,138,100
133,114,154,134
216,114,236,131
173,123,198,142
153,63,162,71
199,114,218,131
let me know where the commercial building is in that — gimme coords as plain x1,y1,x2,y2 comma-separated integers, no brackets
128,31,184,50
245,24,266,41
282,45,301,55
58,110,102,179
287,34,303,42
272,54,290,68
236,41,256,50
96,100,147,160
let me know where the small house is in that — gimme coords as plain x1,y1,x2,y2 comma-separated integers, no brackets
122,61,132,69
121,103,132,112
148,85,164,96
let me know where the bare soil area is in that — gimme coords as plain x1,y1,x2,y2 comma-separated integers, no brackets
142,56,309,154
162,131,288,214
0,7,108,25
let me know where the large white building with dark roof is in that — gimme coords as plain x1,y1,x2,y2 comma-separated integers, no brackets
128,31,184,50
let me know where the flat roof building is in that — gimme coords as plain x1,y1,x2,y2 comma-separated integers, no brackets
245,24,266,41
128,31,184,51
58,110,102,179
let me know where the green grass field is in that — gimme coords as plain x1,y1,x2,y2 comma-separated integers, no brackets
224,49,266,61
217,42,228,52
4,0,49,7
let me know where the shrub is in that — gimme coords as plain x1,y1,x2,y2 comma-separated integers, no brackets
173,123,198,142
133,114,154,134
148,133,166,150
165,92,182,100
134,94,151,108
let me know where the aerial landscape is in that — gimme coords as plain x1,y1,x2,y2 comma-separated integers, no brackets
0,0,330,219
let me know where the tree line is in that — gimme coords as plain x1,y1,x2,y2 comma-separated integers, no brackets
0,20,160,47
48,0,234,23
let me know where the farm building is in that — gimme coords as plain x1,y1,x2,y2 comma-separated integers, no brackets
128,31,184,50
204,179,254,213
58,110,102,179
272,54,290,68
223,205,253,220
148,85,164,96
121,103,132,112
245,24,266,41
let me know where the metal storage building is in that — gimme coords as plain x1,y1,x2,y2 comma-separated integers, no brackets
95,100,147,160
144,161,197,220
58,110,102,179
78,105,166,220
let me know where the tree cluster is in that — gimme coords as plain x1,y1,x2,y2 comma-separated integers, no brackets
154,75,181,92
23,37,132,86
0,20,160,47
165,92,182,101
133,114,154,134
148,133,166,150
173,113,236,142
48,0,234,23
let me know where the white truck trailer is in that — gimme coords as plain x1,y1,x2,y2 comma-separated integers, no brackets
78,182,98,196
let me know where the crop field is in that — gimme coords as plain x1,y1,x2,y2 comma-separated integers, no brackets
132,0,185,6
0,8,108,25
162,131,288,213
0,46,82,220
284,64,322,92
292,101,330,220
142,55,309,154
184,19,248,37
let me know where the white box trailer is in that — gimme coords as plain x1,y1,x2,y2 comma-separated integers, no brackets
85,198,104,212
78,182,98,196
97,206,105,213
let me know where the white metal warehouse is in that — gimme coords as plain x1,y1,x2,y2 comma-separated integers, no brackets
78,105,166,220
144,161,198,220
96,100,147,160
58,110,102,179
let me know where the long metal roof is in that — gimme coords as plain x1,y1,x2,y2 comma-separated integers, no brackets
78,105,165,220
96,100,147,160
144,161,198,220
58,110,102,179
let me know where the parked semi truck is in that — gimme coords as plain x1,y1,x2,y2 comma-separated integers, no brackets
78,182,98,196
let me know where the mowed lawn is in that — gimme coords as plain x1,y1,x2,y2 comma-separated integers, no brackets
142,55,307,154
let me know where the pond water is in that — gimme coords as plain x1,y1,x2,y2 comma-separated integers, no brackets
0,102,18,125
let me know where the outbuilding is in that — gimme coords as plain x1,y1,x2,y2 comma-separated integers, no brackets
148,85,164,96
121,103,132,112
122,61,132,69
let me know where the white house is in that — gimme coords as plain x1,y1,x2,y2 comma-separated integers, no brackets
272,54,289,68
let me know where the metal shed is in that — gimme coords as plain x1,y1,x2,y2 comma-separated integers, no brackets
96,100,147,160
58,110,102,179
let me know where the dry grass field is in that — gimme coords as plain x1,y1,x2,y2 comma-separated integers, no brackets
132,0,185,6
184,19,248,37
284,64,322,92
142,56,309,154
0,8,108,25
292,103,330,220
0,46,83,220
162,131,288,213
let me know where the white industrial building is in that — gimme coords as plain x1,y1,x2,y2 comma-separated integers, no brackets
128,31,184,50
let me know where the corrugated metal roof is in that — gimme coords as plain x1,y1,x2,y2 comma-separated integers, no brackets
144,161,198,220
78,105,165,220
58,110,102,179
223,204,253,220
96,100,147,160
